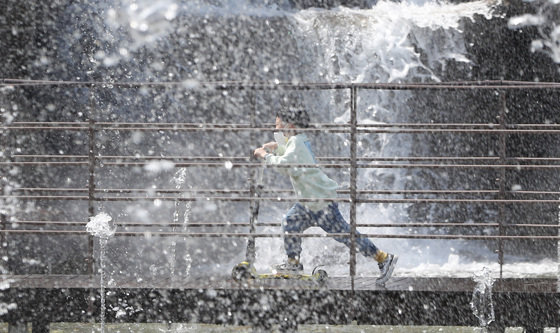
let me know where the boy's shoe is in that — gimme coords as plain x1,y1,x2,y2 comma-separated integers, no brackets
376,254,398,285
274,258,304,274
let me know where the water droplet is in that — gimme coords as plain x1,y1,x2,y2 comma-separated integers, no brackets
182,79,200,89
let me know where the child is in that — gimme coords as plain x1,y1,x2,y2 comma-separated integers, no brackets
253,108,398,285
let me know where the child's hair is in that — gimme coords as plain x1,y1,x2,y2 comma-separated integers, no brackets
276,108,310,128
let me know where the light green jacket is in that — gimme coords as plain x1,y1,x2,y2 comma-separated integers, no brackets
265,134,338,211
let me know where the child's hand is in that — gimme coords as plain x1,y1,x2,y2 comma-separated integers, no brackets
262,141,278,152
253,147,268,159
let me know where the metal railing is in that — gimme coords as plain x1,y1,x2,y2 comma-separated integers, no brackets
1,79,560,289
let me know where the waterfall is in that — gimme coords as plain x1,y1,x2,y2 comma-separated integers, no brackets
254,0,499,274
94,0,560,278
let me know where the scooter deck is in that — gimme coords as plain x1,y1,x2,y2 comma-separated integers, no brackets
232,261,328,283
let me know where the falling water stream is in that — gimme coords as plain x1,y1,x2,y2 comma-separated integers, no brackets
470,267,496,331
86,212,116,333
170,168,193,278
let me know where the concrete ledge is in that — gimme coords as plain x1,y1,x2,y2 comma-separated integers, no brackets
0,275,557,332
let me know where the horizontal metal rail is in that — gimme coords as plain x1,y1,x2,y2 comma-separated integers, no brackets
6,122,560,134
3,78,560,90
8,121,560,128
0,229,558,240
13,187,560,197
4,154,560,168
8,220,560,229
9,154,560,164
9,154,501,160
7,187,508,195
10,188,560,201
3,78,560,286
4,195,560,204
5,161,560,169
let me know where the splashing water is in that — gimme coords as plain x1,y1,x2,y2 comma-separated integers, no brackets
182,202,193,276
171,168,188,188
508,0,560,64
470,267,495,330
103,0,179,66
253,0,501,274
86,212,116,333
86,212,116,239
0,303,17,316
98,0,518,278
170,168,193,278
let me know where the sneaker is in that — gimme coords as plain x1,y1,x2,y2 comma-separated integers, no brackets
274,258,304,273
376,254,398,285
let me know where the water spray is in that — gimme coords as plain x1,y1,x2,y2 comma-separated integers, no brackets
86,212,116,333
470,267,495,331
170,168,193,278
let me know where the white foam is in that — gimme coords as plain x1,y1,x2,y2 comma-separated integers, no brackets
507,14,545,29
86,212,116,239
395,256,557,278
144,160,175,174
0,303,17,316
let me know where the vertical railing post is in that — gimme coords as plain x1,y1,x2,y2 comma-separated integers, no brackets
87,88,97,320
246,91,257,265
0,213,7,273
87,96,96,275
349,86,358,290
88,117,96,274
497,90,507,279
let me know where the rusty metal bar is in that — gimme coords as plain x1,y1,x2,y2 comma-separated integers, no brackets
10,123,560,134
3,119,560,127
2,125,349,133
350,86,357,290
3,78,560,90
3,121,336,128
7,220,560,229
3,121,347,128
10,154,560,163
0,162,90,166
3,154,501,161
8,120,560,128
9,195,560,204
8,161,560,169
87,116,96,278
0,213,7,271
15,186,560,196
9,154,560,166
0,229,558,240
86,90,96,322
10,187,507,196
3,155,504,162
246,91,258,265
12,154,251,160
498,91,507,278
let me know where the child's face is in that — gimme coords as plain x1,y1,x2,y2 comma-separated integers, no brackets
275,117,294,137
275,116,286,130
